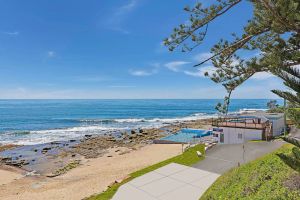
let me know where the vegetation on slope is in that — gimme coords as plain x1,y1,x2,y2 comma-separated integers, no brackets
87,144,205,200
201,144,300,200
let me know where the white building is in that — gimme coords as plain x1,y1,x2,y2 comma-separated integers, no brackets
212,112,285,144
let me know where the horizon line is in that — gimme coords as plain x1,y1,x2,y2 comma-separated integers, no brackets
0,98,283,100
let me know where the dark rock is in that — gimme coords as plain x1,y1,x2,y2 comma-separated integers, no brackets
42,147,51,151
107,137,116,142
41,147,51,154
131,130,136,134
1,157,12,162
50,142,61,145
69,139,76,143
20,160,29,165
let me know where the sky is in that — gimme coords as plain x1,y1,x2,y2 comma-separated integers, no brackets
0,0,285,99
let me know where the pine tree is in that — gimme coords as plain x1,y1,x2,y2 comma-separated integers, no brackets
164,0,300,113
278,136,300,172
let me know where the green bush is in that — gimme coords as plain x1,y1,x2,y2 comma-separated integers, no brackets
288,108,300,128
267,106,284,113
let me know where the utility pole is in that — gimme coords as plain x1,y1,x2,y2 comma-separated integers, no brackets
284,98,287,136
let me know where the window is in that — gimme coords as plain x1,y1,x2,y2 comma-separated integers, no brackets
238,133,243,139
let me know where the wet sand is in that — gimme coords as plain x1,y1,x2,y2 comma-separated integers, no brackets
0,144,183,200
0,119,211,200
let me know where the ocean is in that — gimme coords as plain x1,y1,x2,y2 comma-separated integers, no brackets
0,99,282,145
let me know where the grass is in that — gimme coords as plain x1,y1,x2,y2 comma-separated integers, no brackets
201,144,300,200
47,160,80,177
248,140,266,143
87,144,205,200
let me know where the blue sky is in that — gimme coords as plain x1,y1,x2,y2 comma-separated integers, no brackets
0,0,284,99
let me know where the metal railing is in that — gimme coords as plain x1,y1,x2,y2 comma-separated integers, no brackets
212,118,267,129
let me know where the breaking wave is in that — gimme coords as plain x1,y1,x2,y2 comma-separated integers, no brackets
0,112,214,145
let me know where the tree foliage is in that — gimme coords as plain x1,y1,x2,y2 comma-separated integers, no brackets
288,108,300,127
267,100,279,109
164,0,300,113
279,137,300,172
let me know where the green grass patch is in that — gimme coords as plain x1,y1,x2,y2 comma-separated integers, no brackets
87,144,205,200
248,140,266,143
201,144,300,200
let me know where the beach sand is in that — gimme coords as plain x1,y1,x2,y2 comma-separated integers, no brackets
0,144,183,200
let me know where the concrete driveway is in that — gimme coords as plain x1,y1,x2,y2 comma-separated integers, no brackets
112,163,220,200
112,141,284,199
193,141,284,174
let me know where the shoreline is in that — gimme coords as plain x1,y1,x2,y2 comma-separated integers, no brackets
0,118,211,200
0,144,185,200
0,118,211,173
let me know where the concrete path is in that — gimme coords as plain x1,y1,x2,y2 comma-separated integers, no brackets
112,163,219,200
113,141,284,199
290,127,300,140
193,141,284,174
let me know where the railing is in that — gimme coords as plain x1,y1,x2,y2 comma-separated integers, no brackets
212,118,268,129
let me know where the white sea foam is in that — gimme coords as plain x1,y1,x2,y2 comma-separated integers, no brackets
0,113,216,145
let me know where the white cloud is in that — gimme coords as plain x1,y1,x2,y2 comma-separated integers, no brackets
104,0,139,34
164,61,190,72
130,62,160,76
183,70,203,77
232,79,285,99
47,51,56,57
184,66,216,78
193,52,212,62
129,69,156,76
0,77,284,99
73,75,113,82
250,72,275,80
1,31,19,36
117,0,137,13
150,62,160,68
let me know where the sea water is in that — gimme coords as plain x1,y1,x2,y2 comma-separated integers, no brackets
0,99,281,145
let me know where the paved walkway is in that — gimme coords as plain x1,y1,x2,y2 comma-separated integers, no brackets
193,141,284,174
113,141,284,199
290,127,300,140
112,163,219,200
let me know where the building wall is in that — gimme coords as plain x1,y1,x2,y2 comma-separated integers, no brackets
271,117,285,136
214,127,263,144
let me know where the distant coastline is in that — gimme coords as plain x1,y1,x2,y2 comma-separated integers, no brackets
0,99,281,145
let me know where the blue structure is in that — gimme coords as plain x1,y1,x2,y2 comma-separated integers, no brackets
160,129,212,143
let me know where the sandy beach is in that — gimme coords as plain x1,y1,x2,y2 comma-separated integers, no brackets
0,144,183,200
0,118,211,200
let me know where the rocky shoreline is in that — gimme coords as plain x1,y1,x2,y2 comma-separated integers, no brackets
0,118,212,176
